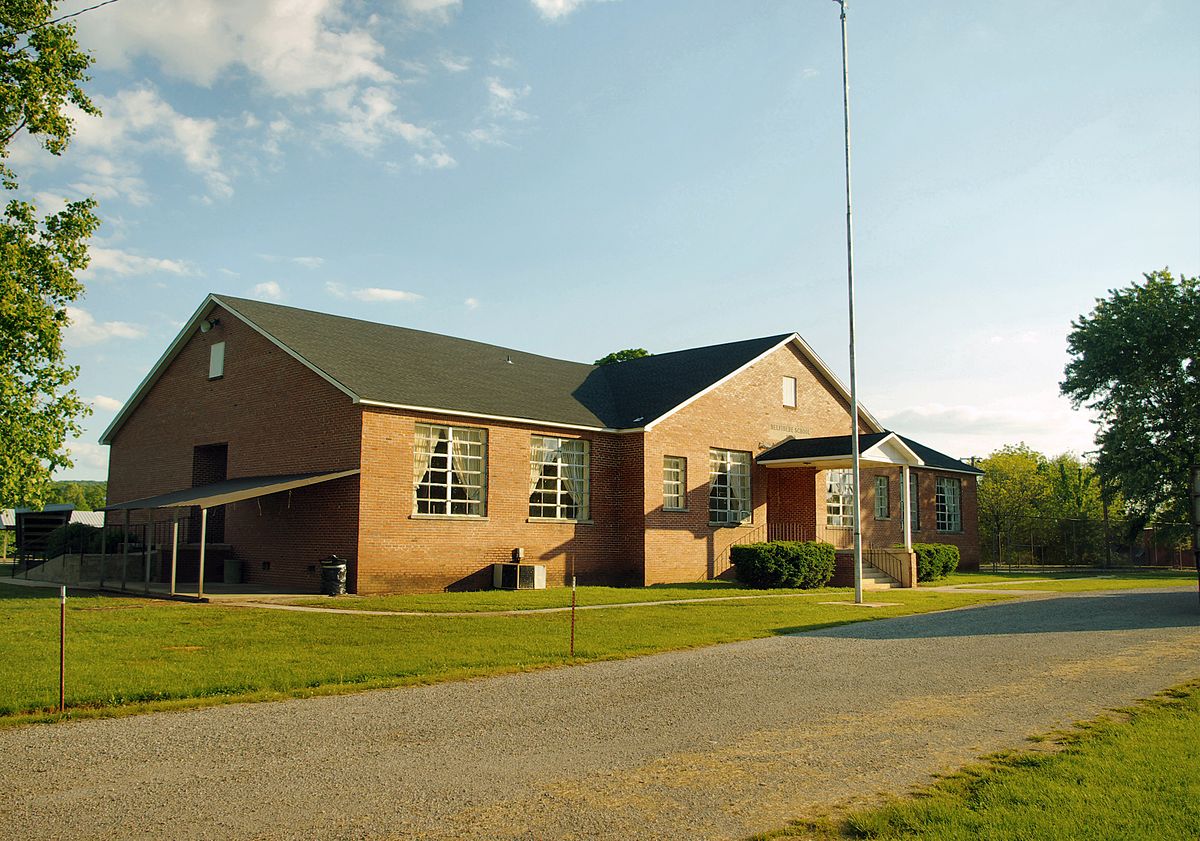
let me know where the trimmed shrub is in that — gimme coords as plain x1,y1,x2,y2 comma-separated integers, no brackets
731,540,836,589
914,542,960,582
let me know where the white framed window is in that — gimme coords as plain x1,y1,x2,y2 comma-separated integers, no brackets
826,468,854,527
782,376,797,407
414,423,487,516
909,471,921,532
936,477,962,532
875,475,890,519
208,342,225,379
529,436,590,520
663,455,687,511
708,449,751,524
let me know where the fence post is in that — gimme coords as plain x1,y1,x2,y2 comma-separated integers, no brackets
59,585,66,714
1190,464,1199,607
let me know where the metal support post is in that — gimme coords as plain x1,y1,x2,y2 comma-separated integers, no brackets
197,507,208,600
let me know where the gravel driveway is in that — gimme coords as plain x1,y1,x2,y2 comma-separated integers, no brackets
2,588,1198,840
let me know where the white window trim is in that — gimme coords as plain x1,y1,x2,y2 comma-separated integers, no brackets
826,468,854,527
935,476,963,533
529,436,590,522
413,423,488,518
663,455,688,511
208,342,225,379
874,475,890,519
782,376,797,407
708,448,751,525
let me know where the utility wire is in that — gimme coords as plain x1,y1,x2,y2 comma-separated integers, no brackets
20,0,124,34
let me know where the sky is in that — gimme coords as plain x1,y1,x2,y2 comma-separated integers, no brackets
14,0,1199,481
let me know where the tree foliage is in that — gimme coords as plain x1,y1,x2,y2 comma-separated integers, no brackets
0,1,100,508
44,479,105,510
594,348,650,366
1061,269,1199,526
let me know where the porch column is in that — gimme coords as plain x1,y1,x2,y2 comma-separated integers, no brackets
901,464,913,552
197,507,208,600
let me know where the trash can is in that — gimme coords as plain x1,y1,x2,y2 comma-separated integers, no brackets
223,557,242,585
319,555,347,597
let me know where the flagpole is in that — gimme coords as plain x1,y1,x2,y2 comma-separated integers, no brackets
833,0,863,604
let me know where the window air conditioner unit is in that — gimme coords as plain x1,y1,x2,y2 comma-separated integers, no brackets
492,562,546,590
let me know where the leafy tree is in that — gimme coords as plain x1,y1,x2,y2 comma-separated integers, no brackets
594,348,650,366
0,2,100,509
1061,269,1199,528
976,444,1050,554
44,479,105,509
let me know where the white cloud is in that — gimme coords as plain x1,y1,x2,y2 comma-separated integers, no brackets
486,77,531,121
439,53,471,73
76,1,393,96
87,246,194,277
400,0,462,24
252,281,284,301
63,441,109,477
259,254,325,269
351,287,423,302
530,0,612,20
92,395,124,412
72,86,232,201
323,85,441,154
464,297,480,310
325,281,347,298
65,307,146,346
413,151,457,170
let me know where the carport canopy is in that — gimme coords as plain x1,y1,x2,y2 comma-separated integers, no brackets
106,468,361,511
756,432,922,469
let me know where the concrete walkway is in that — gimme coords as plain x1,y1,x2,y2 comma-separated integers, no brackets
2,587,1197,840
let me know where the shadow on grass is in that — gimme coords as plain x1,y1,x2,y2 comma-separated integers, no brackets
785,591,1200,640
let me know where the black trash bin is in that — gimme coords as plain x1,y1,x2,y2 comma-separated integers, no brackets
319,555,347,597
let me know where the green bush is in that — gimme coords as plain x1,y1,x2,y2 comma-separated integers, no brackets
731,541,836,589
914,542,960,582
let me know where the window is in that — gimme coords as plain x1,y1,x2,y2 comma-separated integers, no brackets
909,471,921,531
874,475,890,519
663,456,687,510
708,449,751,524
414,424,487,516
782,376,797,407
208,342,225,379
936,476,962,532
826,468,854,527
529,436,590,520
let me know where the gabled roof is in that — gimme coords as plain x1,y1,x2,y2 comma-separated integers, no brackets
757,431,982,476
100,293,883,443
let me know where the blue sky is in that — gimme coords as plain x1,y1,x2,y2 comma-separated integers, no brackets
17,0,1199,480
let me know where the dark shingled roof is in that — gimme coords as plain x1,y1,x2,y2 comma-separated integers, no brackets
215,295,792,430
757,431,982,475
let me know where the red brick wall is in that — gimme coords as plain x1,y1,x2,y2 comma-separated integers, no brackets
641,342,872,584
357,408,642,594
105,305,363,592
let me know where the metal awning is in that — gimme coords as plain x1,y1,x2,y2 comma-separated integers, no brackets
106,469,361,511
756,432,923,469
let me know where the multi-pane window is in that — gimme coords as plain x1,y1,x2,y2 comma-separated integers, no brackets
875,475,890,519
663,456,687,510
782,376,797,407
708,449,751,524
936,476,962,532
414,424,487,516
909,471,921,531
826,468,855,527
529,436,590,520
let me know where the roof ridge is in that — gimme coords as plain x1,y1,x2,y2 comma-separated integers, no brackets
213,293,597,371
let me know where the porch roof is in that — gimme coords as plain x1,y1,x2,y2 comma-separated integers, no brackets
756,432,982,475
105,468,360,511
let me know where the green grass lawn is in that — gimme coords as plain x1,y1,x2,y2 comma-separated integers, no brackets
0,582,1012,726
286,580,853,612
757,681,1200,840
935,568,1197,592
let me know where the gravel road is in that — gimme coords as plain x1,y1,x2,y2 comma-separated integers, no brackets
2,588,1198,840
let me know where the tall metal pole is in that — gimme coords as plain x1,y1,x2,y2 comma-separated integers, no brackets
834,0,863,604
